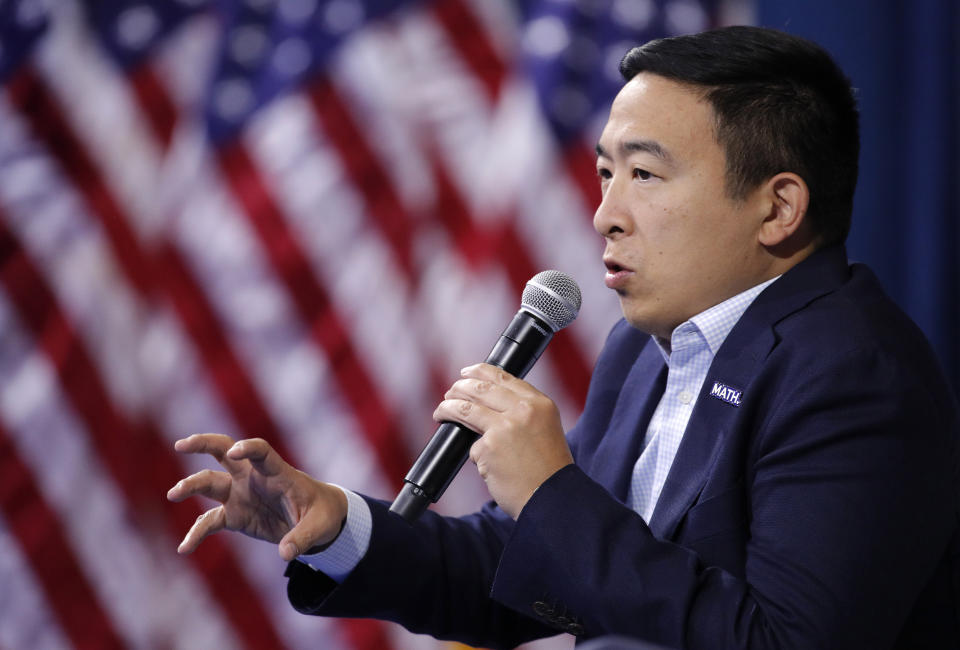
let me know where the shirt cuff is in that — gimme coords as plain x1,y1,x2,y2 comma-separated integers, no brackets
297,485,372,582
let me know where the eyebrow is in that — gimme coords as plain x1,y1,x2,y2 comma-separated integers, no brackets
595,140,676,166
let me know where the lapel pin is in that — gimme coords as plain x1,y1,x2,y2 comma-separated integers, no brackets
709,381,742,407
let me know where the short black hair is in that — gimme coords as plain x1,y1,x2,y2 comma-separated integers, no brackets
620,26,859,246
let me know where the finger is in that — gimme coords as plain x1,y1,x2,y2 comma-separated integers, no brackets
433,398,497,433
460,363,514,385
226,438,288,477
173,433,236,463
167,469,231,503
469,438,489,479
177,505,227,554
460,364,543,401
444,377,513,412
468,437,483,465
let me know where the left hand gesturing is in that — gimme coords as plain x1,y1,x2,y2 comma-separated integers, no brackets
433,363,574,519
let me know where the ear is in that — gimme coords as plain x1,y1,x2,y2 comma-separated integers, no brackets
757,172,810,247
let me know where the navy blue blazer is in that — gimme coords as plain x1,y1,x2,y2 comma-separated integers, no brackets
286,246,960,649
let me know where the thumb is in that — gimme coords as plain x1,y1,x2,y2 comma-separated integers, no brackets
278,518,343,562
278,484,349,562
278,523,312,562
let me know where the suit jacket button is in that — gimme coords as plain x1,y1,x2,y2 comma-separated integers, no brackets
532,601,552,618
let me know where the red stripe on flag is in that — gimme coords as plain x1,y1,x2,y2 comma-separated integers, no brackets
493,223,592,408
6,64,297,475
429,0,603,219
102,56,400,650
304,76,456,405
427,159,592,409
425,1,600,406
128,62,178,151
6,62,397,649
430,0,508,102
0,421,125,650
6,68,156,297
154,247,397,650
155,243,296,454
215,140,411,490
563,140,602,214
211,144,401,650
0,218,288,649
306,78,419,281
0,219,140,495
6,62,375,496
308,71,593,408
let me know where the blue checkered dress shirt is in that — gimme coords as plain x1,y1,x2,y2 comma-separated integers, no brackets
626,276,779,522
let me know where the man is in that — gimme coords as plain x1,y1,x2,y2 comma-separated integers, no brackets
167,26,960,649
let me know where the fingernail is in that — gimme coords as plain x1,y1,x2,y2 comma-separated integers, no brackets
284,542,299,558
460,367,469,376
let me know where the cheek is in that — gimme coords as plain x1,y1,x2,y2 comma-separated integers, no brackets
631,180,732,267
663,188,741,250
640,210,733,292
641,201,694,259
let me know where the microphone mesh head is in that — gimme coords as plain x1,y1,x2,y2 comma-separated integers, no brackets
521,270,582,331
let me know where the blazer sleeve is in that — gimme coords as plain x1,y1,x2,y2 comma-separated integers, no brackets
490,343,959,649
285,496,558,649
282,320,648,648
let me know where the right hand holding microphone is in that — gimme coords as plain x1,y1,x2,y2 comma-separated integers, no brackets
166,434,347,562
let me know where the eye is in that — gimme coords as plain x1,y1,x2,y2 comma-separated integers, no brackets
597,166,612,180
633,168,654,181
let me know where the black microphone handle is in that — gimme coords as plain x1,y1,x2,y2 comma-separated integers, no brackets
389,309,554,522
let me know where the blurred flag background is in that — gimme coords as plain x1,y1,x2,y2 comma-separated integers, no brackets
0,0,954,649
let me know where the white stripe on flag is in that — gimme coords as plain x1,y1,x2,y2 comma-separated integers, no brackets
0,292,241,649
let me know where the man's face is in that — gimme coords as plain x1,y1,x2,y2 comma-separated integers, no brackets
594,72,768,339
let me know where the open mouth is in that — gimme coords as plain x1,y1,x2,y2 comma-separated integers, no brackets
603,258,633,289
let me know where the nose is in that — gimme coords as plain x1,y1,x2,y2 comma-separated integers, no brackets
593,180,631,239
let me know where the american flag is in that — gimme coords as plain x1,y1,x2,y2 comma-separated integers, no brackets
0,0,724,648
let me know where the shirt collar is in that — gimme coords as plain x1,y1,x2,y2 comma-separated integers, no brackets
653,275,781,362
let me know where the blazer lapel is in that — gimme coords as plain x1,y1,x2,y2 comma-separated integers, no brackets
587,342,667,501
647,246,852,540
647,321,775,539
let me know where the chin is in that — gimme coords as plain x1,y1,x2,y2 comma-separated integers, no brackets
620,305,671,339
621,311,655,335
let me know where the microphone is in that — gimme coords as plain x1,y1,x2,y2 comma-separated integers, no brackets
389,270,582,522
